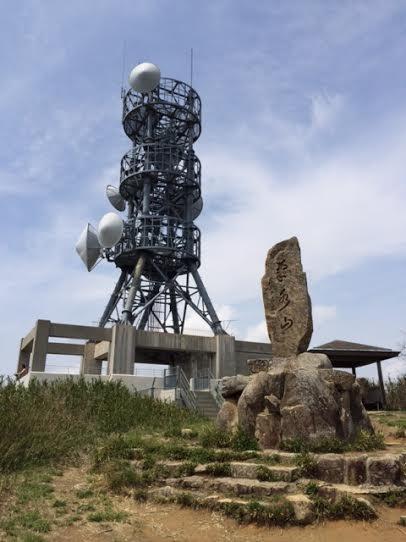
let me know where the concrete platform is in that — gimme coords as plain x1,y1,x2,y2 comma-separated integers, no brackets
17,319,272,380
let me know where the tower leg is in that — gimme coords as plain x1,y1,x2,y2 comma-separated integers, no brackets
170,286,180,333
138,282,161,330
99,270,127,327
191,268,226,335
121,254,146,323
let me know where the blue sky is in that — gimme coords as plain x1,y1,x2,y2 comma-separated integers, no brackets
1,1,405,379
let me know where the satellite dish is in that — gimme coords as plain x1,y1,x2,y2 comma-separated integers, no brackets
129,62,161,93
191,197,203,220
106,185,126,212
75,223,101,271
98,212,124,248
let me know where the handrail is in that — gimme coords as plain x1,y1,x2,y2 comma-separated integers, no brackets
163,367,197,411
177,366,197,411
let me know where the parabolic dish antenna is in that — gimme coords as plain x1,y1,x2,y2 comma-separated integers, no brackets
106,185,126,212
75,223,101,272
128,62,161,93
191,196,203,221
98,212,124,248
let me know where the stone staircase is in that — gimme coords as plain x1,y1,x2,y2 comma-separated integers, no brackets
130,448,406,525
194,390,220,418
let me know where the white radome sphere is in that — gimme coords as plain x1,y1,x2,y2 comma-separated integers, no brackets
128,62,161,93
98,212,124,248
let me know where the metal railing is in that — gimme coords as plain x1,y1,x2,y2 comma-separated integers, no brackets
164,366,197,411
194,368,224,409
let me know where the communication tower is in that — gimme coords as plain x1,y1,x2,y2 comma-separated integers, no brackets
76,62,226,335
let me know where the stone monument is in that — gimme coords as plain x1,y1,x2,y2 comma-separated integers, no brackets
217,236,373,448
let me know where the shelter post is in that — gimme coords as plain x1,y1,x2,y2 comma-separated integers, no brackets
376,360,387,409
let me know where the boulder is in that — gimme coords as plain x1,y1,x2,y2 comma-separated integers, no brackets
238,372,272,435
292,352,332,370
221,375,251,399
261,237,313,357
247,358,272,373
216,237,374,449
255,411,281,449
345,455,367,485
216,399,239,432
264,394,280,412
367,455,401,485
280,367,340,441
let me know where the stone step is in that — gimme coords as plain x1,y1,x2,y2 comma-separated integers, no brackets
148,485,315,524
315,481,406,499
146,485,316,525
166,475,290,498
194,462,299,482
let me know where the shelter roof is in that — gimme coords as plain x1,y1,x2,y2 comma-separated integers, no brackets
309,339,401,368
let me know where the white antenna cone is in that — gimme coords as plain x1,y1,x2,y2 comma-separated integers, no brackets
129,62,161,93
75,223,101,272
98,212,124,248
106,185,126,211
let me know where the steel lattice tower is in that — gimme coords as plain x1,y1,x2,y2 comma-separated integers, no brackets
94,64,226,335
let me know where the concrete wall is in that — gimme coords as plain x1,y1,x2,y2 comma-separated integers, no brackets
234,340,273,375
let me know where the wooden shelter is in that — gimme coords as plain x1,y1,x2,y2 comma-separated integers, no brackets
309,340,400,408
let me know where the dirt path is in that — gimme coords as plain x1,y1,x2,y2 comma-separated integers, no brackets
47,500,406,542
48,468,406,542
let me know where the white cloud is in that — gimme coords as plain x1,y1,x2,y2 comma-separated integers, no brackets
244,320,268,343
310,93,344,132
313,305,337,328
199,111,406,307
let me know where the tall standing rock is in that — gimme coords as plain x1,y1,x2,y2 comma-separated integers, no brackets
262,237,313,357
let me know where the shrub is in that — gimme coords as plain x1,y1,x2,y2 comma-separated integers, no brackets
386,374,406,410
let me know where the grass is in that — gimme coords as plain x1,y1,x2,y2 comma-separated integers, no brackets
198,425,258,452
303,483,377,522
304,481,320,496
256,465,276,482
376,490,406,508
294,452,318,477
172,491,296,526
205,462,232,477
0,377,204,473
88,509,127,523
281,430,385,454
314,495,376,521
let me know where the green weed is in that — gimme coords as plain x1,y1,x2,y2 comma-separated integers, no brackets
88,509,127,523
294,452,317,477
205,462,232,477
256,465,276,482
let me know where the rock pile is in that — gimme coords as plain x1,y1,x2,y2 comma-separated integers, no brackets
217,237,374,448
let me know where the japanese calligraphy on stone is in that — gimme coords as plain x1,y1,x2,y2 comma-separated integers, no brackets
261,237,313,357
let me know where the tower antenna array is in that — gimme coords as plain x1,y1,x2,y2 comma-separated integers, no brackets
76,62,226,335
